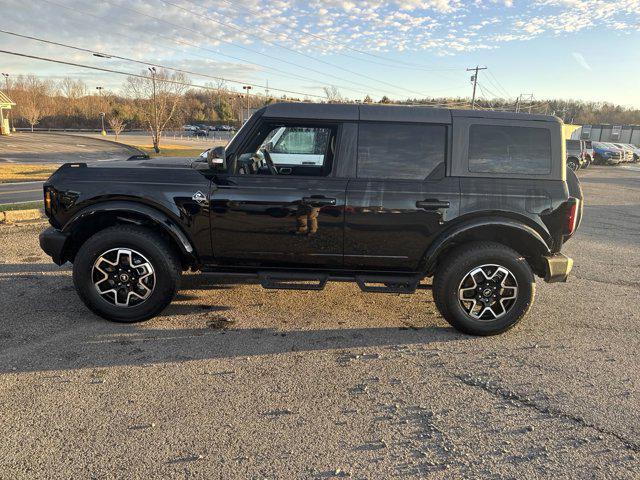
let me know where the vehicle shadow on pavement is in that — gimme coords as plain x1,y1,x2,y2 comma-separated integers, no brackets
0,267,459,375
0,322,458,375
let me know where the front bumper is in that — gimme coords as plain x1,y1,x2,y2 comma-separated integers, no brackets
39,226,70,265
543,253,573,283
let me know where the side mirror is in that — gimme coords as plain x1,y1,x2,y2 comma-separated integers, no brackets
207,146,227,172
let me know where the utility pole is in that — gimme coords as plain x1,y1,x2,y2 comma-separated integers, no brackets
148,67,159,153
466,65,487,109
242,85,252,122
265,80,269,100
2,73,13,133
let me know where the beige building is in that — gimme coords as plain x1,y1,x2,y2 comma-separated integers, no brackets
0,90,16,135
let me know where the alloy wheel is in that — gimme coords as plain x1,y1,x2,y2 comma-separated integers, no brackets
92,248,156,307
457,264,518,321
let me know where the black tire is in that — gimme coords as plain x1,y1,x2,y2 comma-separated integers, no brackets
567,158,579,171
433,242,535,336
73,225,181,323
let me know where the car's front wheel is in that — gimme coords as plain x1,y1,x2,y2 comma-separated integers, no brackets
433,242,535,336
73,225,181,322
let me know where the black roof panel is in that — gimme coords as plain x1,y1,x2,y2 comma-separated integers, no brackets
260,102,560,124
359,104,451,123
263,102,358,121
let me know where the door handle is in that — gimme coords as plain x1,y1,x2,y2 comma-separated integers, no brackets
302,196,336,206
416,199,450,210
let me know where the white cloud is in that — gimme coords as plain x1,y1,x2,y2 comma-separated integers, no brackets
572,51,592,70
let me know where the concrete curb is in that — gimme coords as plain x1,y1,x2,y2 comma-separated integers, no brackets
0,209,44,224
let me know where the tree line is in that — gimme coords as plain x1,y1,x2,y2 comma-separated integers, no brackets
3,72,640,152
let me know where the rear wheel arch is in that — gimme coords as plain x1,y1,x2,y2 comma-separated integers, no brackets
422,219,551,278
61,202,196,268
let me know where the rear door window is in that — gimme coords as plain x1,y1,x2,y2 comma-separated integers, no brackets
468,124,551,174
357,123,446,180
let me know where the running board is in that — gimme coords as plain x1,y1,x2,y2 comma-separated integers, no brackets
202,269,423,294
259,272,328,291
355,275,421,294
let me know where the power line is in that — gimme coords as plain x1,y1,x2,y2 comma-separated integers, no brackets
486,69,512,99
214,0,463,72
91,0,431,99
0,29,326,99
158,0,437,98
0,49,296,100
0,48,475,110
39,0,381,98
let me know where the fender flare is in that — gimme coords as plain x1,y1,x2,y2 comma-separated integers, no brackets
420,217,551,274
62,200,195,257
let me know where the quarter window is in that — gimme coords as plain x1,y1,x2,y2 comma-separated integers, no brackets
468,125,551,174
357,123,446,180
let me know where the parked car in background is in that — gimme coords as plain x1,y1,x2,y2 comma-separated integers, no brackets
583,140,594,166
622,144,640,162
565,139,585,171
592,142,622,165
193,128,209,137
182,125,197,132
612,143,636,163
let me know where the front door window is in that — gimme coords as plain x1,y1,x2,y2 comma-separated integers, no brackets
235,123,336,177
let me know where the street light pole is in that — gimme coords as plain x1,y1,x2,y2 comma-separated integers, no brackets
2,73,13,134
96,86,106,135
242,85,252,122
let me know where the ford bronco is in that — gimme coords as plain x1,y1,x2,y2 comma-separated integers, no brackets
39,103,582,335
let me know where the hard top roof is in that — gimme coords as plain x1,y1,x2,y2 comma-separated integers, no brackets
260,102,560,124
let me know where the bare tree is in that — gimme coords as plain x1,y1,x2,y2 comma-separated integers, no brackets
59,77,87,100
125,69,188,153
14,75,52,131
107,115,126,141
323,85,343,103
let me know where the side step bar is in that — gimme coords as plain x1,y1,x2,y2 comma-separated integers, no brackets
258,272,328,291
355,275,421,294
201,269,425,294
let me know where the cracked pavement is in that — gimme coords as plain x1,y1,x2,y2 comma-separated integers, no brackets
0,166,638,479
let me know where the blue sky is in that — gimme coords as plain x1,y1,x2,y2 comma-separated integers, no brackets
1,0,639,107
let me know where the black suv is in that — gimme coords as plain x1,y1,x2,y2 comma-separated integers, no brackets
40,103,582,335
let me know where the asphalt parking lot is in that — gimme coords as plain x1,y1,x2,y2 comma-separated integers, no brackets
0,166,638,479
0,132,141,164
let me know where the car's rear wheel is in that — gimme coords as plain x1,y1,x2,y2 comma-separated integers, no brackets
73,225,181,323
433,242,535,336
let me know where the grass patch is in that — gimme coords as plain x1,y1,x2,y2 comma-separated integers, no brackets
0,164,58,183
139,146,204,158
0,201,43,212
